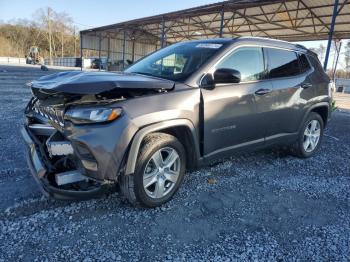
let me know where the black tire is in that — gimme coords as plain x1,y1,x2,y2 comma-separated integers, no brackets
290,112,324,158
120,132,186,207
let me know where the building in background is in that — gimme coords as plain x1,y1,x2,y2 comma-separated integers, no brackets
335,78,350,93
80,0,350,71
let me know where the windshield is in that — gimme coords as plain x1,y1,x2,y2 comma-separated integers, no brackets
125,42,226,81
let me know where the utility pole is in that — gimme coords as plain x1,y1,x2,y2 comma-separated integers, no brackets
48,8,53,65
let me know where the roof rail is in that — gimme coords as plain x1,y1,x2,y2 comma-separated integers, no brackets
238,36,309,51
295,44,308,50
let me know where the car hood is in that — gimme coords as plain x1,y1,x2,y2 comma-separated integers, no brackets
30,71,175,98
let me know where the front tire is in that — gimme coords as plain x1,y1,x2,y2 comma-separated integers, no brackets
291,112,324,158
120,133,186,207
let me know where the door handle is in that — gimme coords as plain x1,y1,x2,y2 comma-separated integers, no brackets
301,83,313,89
255,88,272,95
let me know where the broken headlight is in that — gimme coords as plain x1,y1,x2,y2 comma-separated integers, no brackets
65,107,122,124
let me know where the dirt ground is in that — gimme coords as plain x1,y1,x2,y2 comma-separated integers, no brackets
0,64,349,261
334,92,350,112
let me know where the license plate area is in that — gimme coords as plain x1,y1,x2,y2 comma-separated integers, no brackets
46,131,74,157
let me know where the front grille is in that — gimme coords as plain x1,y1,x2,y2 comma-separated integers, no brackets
31,99,65,127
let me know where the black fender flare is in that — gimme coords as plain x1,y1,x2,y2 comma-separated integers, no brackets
298,102,330,132
124,119,200,175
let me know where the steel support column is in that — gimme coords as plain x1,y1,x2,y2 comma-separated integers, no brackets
132,37,135,63
80,32,83,71
98,33,102,71
122,30,126,70
324,0,339,70
107,36,110,71
333,40,342,79
219,5,225,37
160,16,165,48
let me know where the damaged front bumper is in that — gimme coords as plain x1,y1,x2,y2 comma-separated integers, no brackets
21,126,110,200
22,97,138,200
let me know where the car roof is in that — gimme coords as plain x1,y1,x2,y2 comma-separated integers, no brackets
236,36,308,52
178,38,234,44
179,37,309,53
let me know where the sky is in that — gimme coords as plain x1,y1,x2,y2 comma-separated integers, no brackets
0,0,218,29
0,0,347,69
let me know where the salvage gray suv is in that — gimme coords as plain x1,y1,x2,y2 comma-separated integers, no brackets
22,37,332,207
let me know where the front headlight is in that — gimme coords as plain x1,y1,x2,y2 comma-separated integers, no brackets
65,107,122,124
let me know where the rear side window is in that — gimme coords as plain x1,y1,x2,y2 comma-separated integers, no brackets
299,53,311,73
266,48,300,78
216,47,265,82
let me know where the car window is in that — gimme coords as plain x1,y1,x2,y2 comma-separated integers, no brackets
125,42,227,81
155,53,188,75
299,53,311,73
267,48,300,78
216,47,265,82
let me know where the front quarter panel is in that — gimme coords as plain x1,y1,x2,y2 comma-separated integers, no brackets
119,85,201,175
120,85,201,130
64,114,138,181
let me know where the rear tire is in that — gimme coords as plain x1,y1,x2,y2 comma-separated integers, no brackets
120,133,186,207
290,112,324,158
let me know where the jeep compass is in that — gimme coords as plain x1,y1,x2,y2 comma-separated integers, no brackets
22,37,332,207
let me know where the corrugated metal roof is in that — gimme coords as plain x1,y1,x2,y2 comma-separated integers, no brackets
81,0,350,43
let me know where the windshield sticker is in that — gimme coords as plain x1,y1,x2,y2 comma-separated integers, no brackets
196,43,222,49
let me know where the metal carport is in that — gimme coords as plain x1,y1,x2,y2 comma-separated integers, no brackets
80,0,350,70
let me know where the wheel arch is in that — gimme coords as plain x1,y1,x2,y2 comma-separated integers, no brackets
124,119,200,175
299,102,330,131
311,105,329,126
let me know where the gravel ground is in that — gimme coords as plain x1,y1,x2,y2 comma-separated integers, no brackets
0,64,350,261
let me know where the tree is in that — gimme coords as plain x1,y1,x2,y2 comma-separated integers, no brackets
318,43,326,63
35,8,74,58
310,43,326,63
0,11,80,60
344,41,350,77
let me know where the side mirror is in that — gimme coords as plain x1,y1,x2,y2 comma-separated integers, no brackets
214,68,241,84
200,73,215,89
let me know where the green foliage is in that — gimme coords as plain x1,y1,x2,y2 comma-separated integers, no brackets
331,100,338,112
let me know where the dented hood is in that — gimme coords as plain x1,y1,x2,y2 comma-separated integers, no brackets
30,71,175,98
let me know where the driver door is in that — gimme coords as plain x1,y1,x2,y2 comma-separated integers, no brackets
201,46,273,157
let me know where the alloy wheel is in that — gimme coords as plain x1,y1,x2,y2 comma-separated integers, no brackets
303,119,321,153
143,147,181,199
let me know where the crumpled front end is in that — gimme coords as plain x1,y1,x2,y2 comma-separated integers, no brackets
22,97,137,200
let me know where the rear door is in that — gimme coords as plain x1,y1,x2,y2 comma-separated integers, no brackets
201,46,273,156
263,47,314,139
